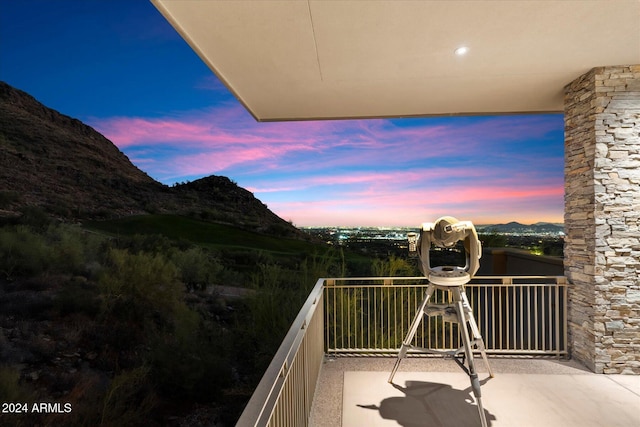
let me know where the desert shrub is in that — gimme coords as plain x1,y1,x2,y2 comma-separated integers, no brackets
232,249,269,266
151,314,232,402
153,343,232,402
0,365,35,427
372,254,417,277
0,226,52,279
46,228,87,275
299,248,347,284
0,365,33,402
99,249,184,333
170,247,222,290
249,263,301,321
0,224,104,280
231,263,312,378
41,373,105,427
231,251,349,380
108,233,174,255
100,366,157,427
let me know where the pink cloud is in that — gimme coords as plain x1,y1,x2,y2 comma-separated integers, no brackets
91,108,561,183
88,108,563,226
249,168,560,199
93,115,317,148
92,107,473,161
91,106,386,175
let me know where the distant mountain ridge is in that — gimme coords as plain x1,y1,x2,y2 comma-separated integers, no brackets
0,81,302,238
477,221,564,234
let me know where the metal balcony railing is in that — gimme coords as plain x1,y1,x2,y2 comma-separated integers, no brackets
236,275,568,427
325,276,568,357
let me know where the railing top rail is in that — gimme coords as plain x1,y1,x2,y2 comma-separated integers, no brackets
235,278,325,427
323,275,567,286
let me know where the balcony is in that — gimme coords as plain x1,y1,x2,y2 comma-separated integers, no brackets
236,276,640,427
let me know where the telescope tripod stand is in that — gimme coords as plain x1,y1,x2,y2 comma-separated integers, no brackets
388,282,494,427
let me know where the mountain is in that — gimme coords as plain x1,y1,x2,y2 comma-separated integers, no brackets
478,221,564,234
0,81,301,237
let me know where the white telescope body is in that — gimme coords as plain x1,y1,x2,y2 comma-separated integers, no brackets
414,216,482,284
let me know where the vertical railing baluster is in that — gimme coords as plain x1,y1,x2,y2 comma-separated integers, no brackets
534,284,539,351
359,286,364,349
347,287,353,348
553,279,560,359
339,286,344,350
332,284,336,351
367,286,372,349
544,285,549,352
519,284,524,351
393,284,397,348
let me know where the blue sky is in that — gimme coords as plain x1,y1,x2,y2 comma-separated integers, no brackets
0,0,565,227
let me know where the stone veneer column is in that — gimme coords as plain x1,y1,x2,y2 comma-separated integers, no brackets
564,65,640,374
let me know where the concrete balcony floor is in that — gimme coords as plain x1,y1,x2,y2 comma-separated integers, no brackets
310,357,640,427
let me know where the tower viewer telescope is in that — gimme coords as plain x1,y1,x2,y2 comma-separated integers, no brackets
391,216,493,427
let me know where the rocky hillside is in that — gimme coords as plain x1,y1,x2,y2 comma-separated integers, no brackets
0,81,301,237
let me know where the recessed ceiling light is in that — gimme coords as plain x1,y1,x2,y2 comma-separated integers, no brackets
454,46,469,56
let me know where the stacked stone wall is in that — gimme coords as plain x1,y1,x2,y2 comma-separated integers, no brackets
564,65,640,374
564,68,598,372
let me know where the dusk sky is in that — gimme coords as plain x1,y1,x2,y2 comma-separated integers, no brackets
0,0,565,227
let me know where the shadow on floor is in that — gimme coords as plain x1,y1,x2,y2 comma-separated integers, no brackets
357,379,495,427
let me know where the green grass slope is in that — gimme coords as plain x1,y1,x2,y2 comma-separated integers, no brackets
85,214,324,253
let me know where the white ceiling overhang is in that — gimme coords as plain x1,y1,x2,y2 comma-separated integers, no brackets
151,0,640,122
